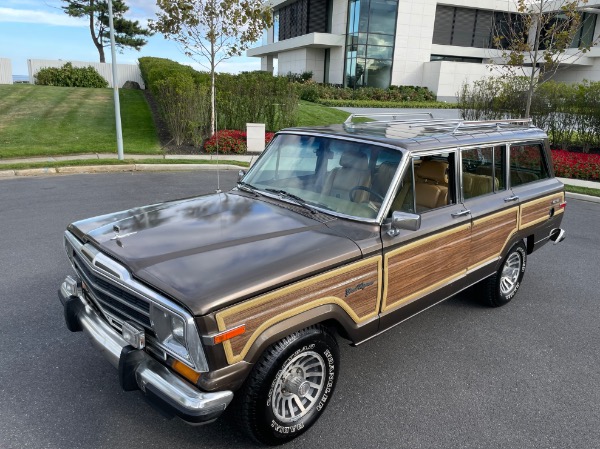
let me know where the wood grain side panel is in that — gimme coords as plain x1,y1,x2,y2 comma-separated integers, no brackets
468,208,519,268
383,224,471,312
216,256,382,364
520,193,565,229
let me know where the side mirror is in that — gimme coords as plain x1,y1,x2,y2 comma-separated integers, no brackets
238,170,246,182
388,211,421,236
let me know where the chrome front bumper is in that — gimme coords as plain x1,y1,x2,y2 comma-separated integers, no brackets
58,280,233,424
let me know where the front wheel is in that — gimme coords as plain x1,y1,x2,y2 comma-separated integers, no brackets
481,242,527,307
238,325,339,445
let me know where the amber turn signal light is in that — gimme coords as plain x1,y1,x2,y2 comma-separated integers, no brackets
171,360,201,384
213,325,246,345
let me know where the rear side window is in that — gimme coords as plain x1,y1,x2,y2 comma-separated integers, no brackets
509,143,550,187
461,146,506,199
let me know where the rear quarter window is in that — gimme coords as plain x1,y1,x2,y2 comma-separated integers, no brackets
509,143,550,187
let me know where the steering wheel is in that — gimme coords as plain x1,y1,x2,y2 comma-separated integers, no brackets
349,186,385,202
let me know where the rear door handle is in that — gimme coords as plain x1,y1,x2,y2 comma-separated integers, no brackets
451,209,471,218
504,195,519,202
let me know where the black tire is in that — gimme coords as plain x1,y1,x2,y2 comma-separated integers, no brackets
238,325,339,445
481,241,527,307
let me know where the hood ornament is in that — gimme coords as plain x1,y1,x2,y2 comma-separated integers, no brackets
111,224,137,241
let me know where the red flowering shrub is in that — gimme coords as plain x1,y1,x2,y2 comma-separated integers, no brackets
204,130,276,154
552,150,600,181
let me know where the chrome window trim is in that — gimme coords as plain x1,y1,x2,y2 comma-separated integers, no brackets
379,151,411,218
64,231,209,373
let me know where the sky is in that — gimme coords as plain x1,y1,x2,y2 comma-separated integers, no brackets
0,0,266,76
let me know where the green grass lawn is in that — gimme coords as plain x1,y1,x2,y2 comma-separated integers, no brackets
0,85,160,158
564,184,600,198
296,100,352,127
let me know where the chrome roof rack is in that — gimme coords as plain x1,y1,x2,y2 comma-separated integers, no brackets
344,112,434,125
343,114,534,136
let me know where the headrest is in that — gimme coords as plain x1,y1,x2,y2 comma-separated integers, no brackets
340,151,368,170
417,160,448,184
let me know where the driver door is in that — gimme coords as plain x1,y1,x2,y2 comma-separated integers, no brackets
379,150,472,328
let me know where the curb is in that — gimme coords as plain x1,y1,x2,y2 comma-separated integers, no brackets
0,153,256,166
565,192,600,204
0,164,246,179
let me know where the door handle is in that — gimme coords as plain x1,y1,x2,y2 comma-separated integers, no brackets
504,195,519,202
451,209,471,218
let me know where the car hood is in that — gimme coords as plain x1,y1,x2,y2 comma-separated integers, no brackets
69,192,362,315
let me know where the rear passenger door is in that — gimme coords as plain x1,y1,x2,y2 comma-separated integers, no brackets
459,145,520,274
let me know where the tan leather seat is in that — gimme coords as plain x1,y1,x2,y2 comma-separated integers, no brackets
463,172,497,198
370,162,398,201
323,151,371,202
415,184,442,213
511,170,539,186
415,160,449,210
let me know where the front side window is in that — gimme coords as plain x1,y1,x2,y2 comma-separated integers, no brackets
509,143,550,187
243,134,402,219
461,145,506,199
389,153,456,214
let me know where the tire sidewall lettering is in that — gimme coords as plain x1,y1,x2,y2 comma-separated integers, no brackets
267,339,336,435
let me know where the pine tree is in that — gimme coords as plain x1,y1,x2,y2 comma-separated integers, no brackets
63,0,151,63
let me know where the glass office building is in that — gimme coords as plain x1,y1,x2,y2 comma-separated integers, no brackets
248,0,600,100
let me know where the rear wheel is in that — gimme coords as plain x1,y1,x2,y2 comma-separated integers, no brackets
481,242,527,307
238,325,339,445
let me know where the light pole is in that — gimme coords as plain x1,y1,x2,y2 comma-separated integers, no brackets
108,0,124,160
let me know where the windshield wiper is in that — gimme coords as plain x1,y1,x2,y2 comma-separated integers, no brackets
265,189,317,214
237,181,261,196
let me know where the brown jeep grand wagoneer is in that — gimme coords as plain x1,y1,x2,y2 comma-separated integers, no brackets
59,116,566,444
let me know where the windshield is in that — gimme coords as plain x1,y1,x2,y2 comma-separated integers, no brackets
242,134,403,219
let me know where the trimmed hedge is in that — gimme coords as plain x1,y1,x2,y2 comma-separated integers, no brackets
296,82,436,103
316,99,455,108
139,57,298,147
35,63,108,88
458,77,600,150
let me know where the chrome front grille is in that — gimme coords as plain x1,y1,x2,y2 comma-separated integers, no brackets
73,253,152,331
64,230,209,372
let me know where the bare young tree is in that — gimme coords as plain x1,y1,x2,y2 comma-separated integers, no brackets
492,0,599,116
151,0,272,137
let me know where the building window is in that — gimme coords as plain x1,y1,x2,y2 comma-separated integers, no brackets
432,5,522,49
430,55,483,63
276,0,330,41
273,11,279,43
575,13,598,48
345,0,398,88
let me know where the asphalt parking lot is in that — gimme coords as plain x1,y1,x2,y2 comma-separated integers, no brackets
1,171,599,449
